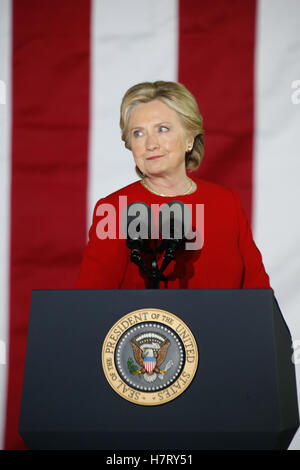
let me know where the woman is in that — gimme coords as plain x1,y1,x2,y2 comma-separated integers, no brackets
74,81,271,289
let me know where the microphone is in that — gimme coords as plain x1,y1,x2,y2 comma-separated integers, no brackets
158,201,192,273
121,202,153,275
159,200,191,243
121,201,152,245
121,201,193,288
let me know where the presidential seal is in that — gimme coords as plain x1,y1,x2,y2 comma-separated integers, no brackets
102,308,198,406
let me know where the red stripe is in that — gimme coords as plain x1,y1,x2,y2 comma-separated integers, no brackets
178,0,256,222
6,0,91,449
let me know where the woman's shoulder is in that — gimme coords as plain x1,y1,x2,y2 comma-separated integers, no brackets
93,177,239,209
193,176,237,202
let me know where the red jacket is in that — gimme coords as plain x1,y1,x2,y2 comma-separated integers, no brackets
74,177,271,289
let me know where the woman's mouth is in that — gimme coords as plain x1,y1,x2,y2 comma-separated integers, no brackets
146,155,164,160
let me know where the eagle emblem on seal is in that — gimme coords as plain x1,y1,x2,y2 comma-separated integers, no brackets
128,331,173,383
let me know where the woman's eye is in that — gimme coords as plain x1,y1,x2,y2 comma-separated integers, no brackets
132,126,168,138
133,130,143,138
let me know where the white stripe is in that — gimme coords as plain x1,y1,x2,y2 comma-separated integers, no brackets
254,0,300,449
88,0,178,222
0,0,12,450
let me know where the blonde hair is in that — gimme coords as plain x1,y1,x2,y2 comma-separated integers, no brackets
120,81,204,177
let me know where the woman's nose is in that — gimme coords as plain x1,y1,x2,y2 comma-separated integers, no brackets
145,133,159,150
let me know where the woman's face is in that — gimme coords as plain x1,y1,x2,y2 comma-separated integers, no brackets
128,99,192,178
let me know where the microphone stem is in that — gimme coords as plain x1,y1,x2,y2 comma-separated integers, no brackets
159,247,176,275
130,249,152,278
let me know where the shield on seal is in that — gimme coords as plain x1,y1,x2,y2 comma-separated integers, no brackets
143,350,157,373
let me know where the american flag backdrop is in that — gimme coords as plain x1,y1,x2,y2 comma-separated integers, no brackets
0,0,300,450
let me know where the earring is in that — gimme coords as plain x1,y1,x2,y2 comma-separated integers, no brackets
186,144,192,152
